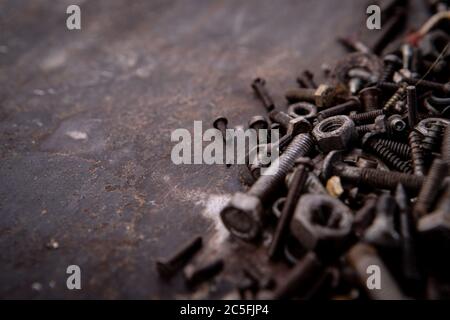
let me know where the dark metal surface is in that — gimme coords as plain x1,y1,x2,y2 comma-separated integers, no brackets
0,0,427,299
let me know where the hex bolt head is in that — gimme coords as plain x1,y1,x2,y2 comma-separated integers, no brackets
312,115,356,153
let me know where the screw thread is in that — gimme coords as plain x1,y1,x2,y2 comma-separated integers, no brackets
360,168,423,192
350,109,383,125
409,131,426,176
249,134,314,202
317,99,359,120
367,140,412,173
377,138,411,159
356,124,374,135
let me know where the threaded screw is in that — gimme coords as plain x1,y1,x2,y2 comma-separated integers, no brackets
365,139,412,173
376,138,411,159
350,109,384,125
333,165,423,192
409,131,426,176
251,78,275,112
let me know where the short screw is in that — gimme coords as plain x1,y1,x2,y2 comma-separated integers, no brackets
350,109,383,125
156,236,203,278
406,86,418,129
251,78,275,112
213,116,228,142
383,85,406,113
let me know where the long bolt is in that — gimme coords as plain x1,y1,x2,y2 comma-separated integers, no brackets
156,236,203,278
414,158,449,219
365,139,412,173
252,78,275,112
221,134,314,240
249,134,314,203
268,158,312,260
406,86,418,128
376,138,411,160
381,54,402,82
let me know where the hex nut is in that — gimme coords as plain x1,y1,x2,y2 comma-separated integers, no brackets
288,102,317,120
220,192,263,241
312,115,356,153
290,194,353,254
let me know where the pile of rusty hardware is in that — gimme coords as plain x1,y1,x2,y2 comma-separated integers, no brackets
157,2,450,299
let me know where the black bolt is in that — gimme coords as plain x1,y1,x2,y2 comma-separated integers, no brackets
414,158,449,219
251,78,275,112
409,131,426,176
316,98,360,121
268,110,292,129
406,86,418,129
268,158,312,260
156,236,203,278
213,116,228,142
184,258,224,288
359,87,381,111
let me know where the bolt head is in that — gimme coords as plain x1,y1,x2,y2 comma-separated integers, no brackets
220,192,263,241
213,116,228,129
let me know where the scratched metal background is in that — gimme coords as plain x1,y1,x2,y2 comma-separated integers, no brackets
0,0,427,299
